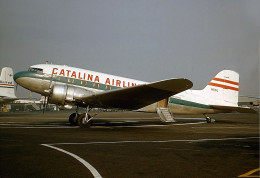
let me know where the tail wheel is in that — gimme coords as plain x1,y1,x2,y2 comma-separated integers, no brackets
204,114,212,123
78,113,92,128
206,116,212,123
69,113,79,126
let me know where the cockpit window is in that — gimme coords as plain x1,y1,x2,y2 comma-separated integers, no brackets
28,67,43,74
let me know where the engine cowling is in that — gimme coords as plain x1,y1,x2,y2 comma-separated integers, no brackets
48,85,93,106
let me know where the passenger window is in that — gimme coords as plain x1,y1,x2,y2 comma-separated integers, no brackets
106,85,111,90
81,81,87,85
93,83,99,88
68,78,74,83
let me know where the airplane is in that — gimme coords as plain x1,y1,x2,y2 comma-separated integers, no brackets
0,67,17,104
13,64,256,128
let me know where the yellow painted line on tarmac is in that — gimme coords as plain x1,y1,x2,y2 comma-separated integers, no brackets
238,168,260,177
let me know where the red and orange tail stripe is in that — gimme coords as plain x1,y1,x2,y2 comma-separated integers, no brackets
212,77,239,86
208,78,239,91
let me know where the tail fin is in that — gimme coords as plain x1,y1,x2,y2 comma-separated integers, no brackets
0,67,16,98
201,70,239,106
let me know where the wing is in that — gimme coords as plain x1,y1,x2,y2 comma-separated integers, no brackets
210,105,257,113
79,78,193,110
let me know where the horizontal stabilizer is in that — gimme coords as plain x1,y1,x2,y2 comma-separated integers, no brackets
82,78,193,110
210,105,257,113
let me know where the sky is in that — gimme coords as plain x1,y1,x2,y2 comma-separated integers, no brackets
0,0,259,98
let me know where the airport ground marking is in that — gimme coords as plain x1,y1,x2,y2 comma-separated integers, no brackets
95,121,206,128
0,120,206,129
192,127,256,129
46,136,259,146
41,137,258,176
238,168,260,177
41,144,102,178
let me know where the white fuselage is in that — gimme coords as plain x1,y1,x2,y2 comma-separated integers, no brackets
15,64,234,114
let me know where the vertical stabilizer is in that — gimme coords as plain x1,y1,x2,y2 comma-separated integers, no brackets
201,70,239,106
0,67,16,98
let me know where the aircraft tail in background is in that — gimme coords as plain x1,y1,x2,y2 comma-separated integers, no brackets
0,67,16,99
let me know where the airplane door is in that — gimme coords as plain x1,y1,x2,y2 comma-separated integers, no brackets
157,98,169,108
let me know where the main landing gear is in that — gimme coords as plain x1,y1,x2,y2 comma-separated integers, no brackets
69,112,78,126
77,113,93,128
68,106,93,128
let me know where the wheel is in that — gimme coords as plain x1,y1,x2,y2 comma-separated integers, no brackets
69,113,79,126
78,113,92,128
206,116,212,123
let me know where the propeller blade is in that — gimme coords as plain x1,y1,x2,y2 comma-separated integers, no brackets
43,70,55,114
48,71,54,90
44,71,55,94
46,96,49,109
43,96,47,114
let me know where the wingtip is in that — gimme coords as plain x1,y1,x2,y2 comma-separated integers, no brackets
181,78,193,87
149,78,193,92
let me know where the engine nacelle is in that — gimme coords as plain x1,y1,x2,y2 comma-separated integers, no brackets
48,85,93,106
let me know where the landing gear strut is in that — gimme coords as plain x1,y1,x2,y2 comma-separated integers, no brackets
77,106,93,128
78,113,93,128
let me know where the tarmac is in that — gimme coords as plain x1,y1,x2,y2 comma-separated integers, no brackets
0,111,259,178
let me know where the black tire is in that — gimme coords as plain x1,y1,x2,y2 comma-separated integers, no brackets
69,113,78,126
78,113,92,128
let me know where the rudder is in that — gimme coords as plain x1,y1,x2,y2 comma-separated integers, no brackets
201,70,239,106
0,67,16,98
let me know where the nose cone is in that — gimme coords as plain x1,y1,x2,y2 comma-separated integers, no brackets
13,71,27,84
13,71,47,95
13,71,34,86
13,72,21,82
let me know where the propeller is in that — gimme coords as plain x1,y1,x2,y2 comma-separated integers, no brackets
42,96,48,114
42,71,54,114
